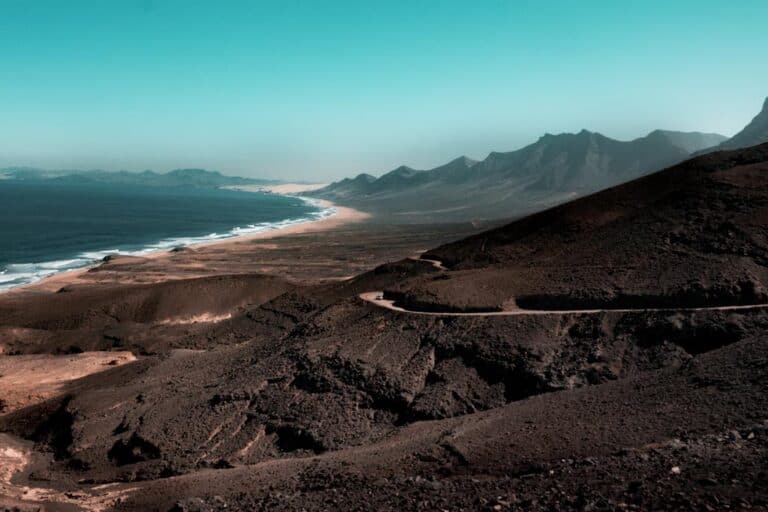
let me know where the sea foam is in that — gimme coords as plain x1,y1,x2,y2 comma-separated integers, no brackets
0,196,334,291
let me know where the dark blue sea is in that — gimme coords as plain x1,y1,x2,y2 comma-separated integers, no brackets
0,181,329,290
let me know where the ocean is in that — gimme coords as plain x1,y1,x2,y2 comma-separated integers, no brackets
0,181,330,290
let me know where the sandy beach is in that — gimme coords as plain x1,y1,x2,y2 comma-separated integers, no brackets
229,183,329,194
191,198,369,248
2,192,370,296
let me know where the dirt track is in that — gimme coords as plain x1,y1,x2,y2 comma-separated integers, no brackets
359,290,768,316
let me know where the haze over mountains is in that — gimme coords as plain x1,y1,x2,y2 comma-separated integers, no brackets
696,96,768,154
310,129,725,222
311,97,768,222
3,98,766,225
0,168,276,188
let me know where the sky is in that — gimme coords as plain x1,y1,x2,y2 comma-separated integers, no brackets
1,0,767,181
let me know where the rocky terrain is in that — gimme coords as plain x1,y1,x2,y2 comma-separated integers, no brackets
401,143,768,313
1,145,768,511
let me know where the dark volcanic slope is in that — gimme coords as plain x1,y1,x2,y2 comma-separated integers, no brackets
310,129,726,222
0,274,295,354
2,145,768,511
401,143,768,312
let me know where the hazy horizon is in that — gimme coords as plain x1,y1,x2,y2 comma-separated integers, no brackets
2,0,767,181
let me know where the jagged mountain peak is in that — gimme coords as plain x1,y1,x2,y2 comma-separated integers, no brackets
449,155,477,166
390,165,417,175
535,129,605,144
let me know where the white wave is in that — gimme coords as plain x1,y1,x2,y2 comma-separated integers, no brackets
80,249,121,260
37,259,86,270
0,197,335,292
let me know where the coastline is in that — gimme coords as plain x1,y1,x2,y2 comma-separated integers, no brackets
1,190,369,295
183,198,368,250
224,182,329,195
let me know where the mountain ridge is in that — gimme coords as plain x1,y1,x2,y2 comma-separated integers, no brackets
0,167,279,188
309,128,728,222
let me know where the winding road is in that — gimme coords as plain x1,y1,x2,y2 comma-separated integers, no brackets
360,290,768,316
408,256,447,270
362,257,768,316
359,291,768,316
363,259,768,316
360,257,768,316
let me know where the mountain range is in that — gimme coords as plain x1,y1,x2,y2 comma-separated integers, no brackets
310,97,768,222
0,167,277,188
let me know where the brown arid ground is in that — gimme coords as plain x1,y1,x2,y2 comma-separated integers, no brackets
0,352,137,511
2,146,768,511
0,201,484,511
4,199,371,294
0,352,136,414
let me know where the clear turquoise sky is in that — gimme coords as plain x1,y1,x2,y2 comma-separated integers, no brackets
1,0,767,181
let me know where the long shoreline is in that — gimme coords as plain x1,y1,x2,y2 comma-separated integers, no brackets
1,191,369,295
186,197,368,249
